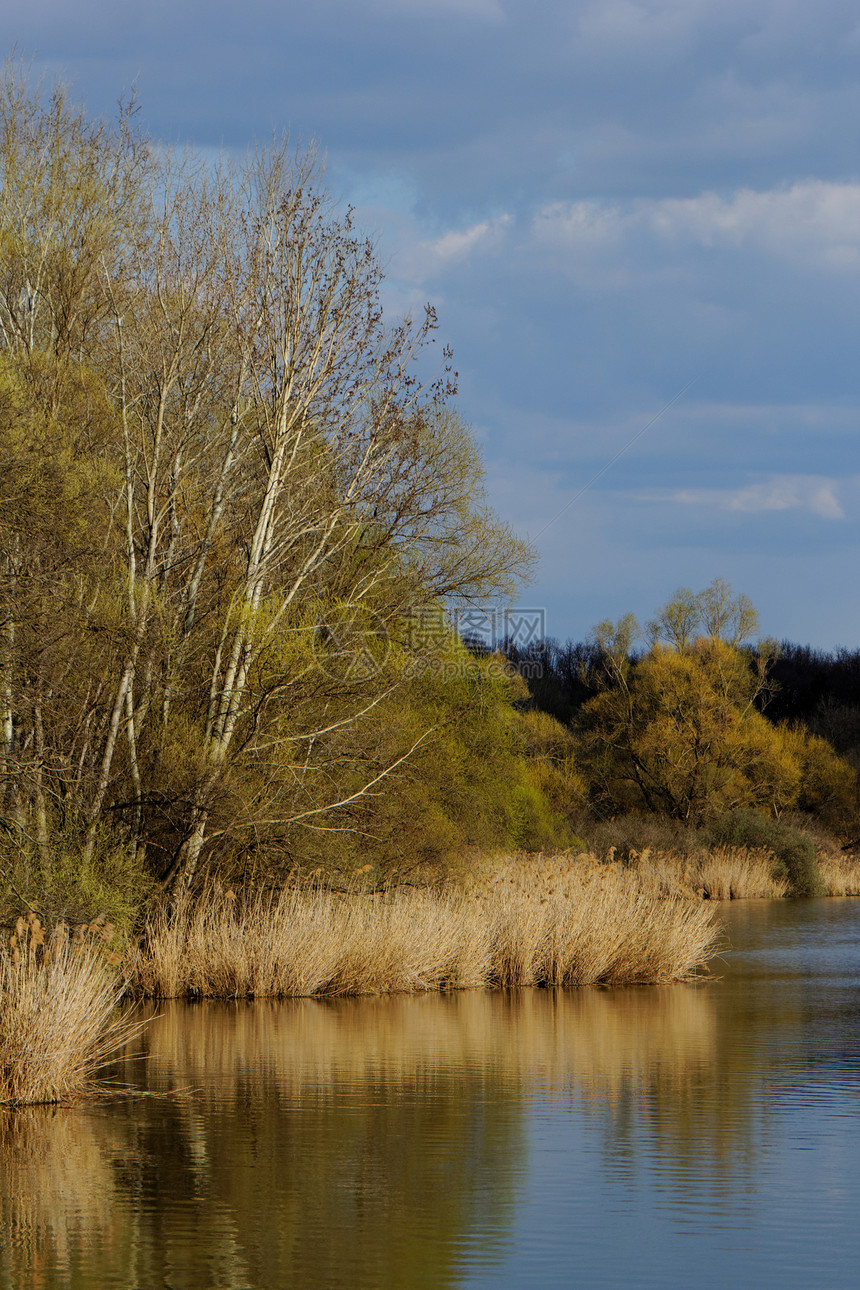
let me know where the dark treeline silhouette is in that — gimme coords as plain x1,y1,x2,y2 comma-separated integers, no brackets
502,637,860,750
500,638,607,724
764,644,860,763
763,644,860,720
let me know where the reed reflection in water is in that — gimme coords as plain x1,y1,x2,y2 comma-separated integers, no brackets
6,902,860,1289
1,983,732,1290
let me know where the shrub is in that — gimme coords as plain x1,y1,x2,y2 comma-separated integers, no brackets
573,811,706,861
0,826,154,934
779,725,858,829
707,809,824,898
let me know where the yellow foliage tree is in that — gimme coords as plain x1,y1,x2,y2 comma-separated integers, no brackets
580,584,857,826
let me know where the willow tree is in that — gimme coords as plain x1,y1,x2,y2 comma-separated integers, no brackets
580,583,855,825
0,66,532,906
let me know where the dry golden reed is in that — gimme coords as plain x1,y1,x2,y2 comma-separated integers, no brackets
632,846,790,901
0,927,141,1106
132,856,720,999
631,841,860,901
818,852,860,896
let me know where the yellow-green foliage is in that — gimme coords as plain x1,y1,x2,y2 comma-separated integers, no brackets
320,639,585,876
581,636,857,826
0,831,155,934
778,724,858,827
0,354,120,552
516,709,588,812
1,69,537,901
508,709,588,851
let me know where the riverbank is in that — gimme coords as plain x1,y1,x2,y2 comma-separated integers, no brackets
1,857,718,1101
7,841,859,1102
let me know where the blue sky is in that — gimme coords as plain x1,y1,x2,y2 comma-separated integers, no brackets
9,1,860,647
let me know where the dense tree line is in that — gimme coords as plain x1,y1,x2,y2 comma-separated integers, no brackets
1,69,580,922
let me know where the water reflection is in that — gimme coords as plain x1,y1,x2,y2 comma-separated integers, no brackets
1,987,717,1289
3,900,860,1290
140,985,717,1095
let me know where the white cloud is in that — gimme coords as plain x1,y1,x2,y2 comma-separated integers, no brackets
537,201,625,247
651,182,860,261
394,214,512,283
651,474,852,520
431,220,501,260
535,181,860,277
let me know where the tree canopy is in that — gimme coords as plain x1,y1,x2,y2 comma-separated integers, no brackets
0,67,543,914
578,583,856,827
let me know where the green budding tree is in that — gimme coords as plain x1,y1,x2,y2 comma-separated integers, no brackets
0,67,532,904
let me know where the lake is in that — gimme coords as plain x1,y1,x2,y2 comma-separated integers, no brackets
2,897,859,1289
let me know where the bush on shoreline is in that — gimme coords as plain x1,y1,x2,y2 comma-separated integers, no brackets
571,809,860,899
707,810,825,897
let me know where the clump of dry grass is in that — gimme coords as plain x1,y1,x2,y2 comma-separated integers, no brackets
629,839,860,900
0,919,141,1106
633,846,789,900
477,855,719,986
818,851,860,896
133,883,495,998
132,857,720,999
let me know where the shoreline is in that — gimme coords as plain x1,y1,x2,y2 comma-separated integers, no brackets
4,845,858,1103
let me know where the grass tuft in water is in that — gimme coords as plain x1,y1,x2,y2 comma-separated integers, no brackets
0,921,141,1106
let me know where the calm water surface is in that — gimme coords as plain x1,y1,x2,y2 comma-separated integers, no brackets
3,898,860,1289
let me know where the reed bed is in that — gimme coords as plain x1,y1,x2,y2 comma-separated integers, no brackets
818,852,860,896
132,857,720,999
475,856,719,986
633,846,790,901
0,922,141,1106
631,842,860,900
